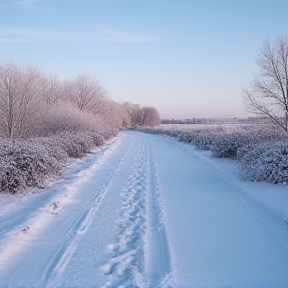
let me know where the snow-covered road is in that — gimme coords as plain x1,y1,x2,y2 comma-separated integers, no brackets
1,130,288,288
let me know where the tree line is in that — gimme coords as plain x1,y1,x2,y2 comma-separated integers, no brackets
0,62,161,139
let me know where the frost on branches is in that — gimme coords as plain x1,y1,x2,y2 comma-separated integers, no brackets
0,62,161,194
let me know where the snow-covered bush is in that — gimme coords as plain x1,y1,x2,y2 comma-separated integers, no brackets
191,132,216,150
39,104,100,136
139,124,288,185
211,133,258,159
239,142,288,184
0,140,65,194
236,142,259,160
178,132,194,143
0,158,26,194
0,129,113,194
50,132,95,158
244,125,287,142
27,137,69,163
86,132,105,147
98,127,119,141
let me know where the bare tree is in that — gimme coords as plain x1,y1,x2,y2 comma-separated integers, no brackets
0,62,43,138
39,73,61,106
62,73,106,115
243,36,288,133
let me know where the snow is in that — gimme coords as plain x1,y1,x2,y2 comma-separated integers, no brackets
1,130,288,287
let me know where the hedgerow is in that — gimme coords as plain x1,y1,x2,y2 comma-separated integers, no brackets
0,139,64,194
139,124,288,184
210,133,258,159
0,130,118,194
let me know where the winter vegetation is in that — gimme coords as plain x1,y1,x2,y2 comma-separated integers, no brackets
1,35,288,193
242,35,288,133
139,35,288,186
0,62,160,194
139,123,288,184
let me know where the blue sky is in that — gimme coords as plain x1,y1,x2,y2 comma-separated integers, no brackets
1,0,288,119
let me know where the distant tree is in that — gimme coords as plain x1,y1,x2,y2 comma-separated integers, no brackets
0,62,43,138
142,106,161,126
100,100,131,129
0,62,160,139
243,36,288,133
123,103,160,127
125,103,142,127
61,73,106,115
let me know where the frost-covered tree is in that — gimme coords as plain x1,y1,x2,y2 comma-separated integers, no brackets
142,106,161,126
39,104,100,135
101,100,131,128
131,104,143,127
0,62,43,138
243,36,288,133
39,73,61,106
61,73,106,115
122,103,161,127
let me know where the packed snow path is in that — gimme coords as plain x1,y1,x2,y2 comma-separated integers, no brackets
1,130,288,287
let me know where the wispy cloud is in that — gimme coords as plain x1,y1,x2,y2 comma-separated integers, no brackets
0,0,37,8
0,26,160,43
15,0,37,8
0,37,31,43
0,26,63,39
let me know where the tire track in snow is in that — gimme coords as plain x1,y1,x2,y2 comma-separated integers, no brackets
100,137,174,288
0,137,124,273
146,142,174,288
42,138,131,287
101,138,149,288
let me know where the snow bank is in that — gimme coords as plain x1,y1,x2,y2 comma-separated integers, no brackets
139,124,288,184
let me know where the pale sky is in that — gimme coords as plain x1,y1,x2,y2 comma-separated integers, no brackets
1,0,288,119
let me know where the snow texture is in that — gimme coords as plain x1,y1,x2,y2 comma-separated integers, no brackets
142,124,288,184
0,130,288,287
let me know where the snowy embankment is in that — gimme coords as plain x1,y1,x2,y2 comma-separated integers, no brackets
141,124,288,184
1,130,288,287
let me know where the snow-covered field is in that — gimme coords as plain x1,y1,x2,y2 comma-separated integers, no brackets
1,130,288,288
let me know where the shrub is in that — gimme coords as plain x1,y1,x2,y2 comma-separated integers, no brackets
51,131,95,158
178,132,193,143
236,142,259,160
192,132,216,150
211,133,258,159
27,137,68,163
239,142,288,184
0,140,65,193
86,132,105,147
0,130,112,194
0,160,26,194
